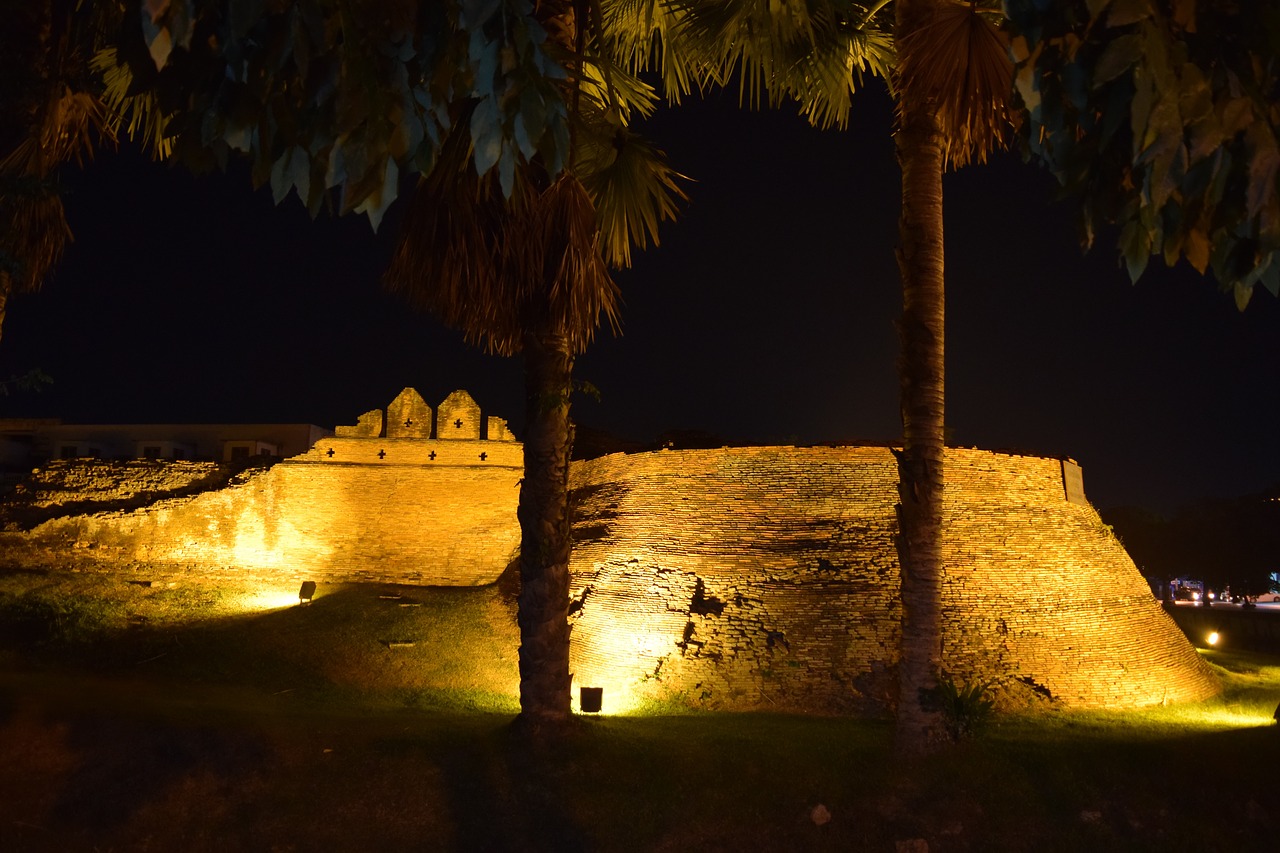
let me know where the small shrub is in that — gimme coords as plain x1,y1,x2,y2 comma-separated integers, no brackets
936,675,995,741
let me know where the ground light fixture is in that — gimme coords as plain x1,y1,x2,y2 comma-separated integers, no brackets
1206,630,1220,646
299,580,316,605
579,686,604,713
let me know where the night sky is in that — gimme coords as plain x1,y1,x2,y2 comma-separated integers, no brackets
1,82,1277,514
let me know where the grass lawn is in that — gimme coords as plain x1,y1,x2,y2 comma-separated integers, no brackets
1,569,1278,852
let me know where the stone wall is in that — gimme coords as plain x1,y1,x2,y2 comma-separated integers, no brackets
565,447,1218,714
0,438,1219,714
3,437,522,586
1,459,233,529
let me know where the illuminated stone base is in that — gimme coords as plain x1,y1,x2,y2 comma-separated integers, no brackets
566,447,1219,714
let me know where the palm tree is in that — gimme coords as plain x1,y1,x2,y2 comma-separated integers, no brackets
384,1,685,731
630,0,1011,754
890,0,1012,755
30,0,681,731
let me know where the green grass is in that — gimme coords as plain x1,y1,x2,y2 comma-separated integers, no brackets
2,570,1280,851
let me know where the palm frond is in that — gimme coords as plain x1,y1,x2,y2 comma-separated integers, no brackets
0,7,119,309
41,88,113,168
896,0,1014,168
385,122,620,356
0,180,72,297
574,114,688,268
600,0,704,102
570,52,663,123
532,174,623,349
92,46,174,160
670,0,894,129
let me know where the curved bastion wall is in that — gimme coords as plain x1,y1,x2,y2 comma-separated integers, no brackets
565,446,1219,713
0,428,1218,712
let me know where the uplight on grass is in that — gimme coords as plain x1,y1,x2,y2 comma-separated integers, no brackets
575,681,636,715
236,589,306,611
1188,706,1275,728
1207,631,1221,646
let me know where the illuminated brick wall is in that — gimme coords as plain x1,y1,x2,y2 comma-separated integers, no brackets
566,447,1219,713
5,437,522,586
3,459,230,525
0,439,1218,713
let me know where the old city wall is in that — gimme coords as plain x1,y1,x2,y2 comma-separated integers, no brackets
0,441,1218,712
566,447,1218,713
4,437,522,586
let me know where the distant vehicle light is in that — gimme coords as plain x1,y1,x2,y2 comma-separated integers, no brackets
1191,591,1201,601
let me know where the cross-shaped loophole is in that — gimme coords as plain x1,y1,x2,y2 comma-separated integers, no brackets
454,418,463,429
378,449,386,459
479,451,487,461
428,451,437,461
403,418,413,428
326,448,335,458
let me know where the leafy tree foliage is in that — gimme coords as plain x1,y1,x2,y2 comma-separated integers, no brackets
0,1,117,342
106,0,576,230
1007,0,1280,307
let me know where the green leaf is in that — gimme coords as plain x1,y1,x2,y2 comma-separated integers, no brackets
1119,218,1151,281
289,146,310,205
1233,281,1254,311
1219,97,1255,137
513,112,536,160
474,37,499,99
1178,63,1213,124
1260,254,1280,297
1245,123,1280,221
470,97,502,176
353,157,398,232
1130,77,1157,155
1093,34,1140,85
270,149,292,205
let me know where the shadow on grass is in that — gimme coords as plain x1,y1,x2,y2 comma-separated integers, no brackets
413,726,591,852
5,577,1280,850
49,717,268,834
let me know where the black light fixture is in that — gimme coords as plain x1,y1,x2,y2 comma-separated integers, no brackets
580,686,604,713
299,580,316,605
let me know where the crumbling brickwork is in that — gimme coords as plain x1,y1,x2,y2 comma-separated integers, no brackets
1,459,233,529
0,420,1218,713
5,438,522,586
566,447,1218,713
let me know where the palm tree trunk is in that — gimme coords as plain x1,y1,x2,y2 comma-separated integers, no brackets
893,0,947,758
515,324,575,730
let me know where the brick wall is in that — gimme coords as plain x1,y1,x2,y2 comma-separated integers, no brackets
0,442,1219,713
566,447,1219,713
5,438,522,586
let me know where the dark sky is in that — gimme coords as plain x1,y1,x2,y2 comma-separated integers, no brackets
2,83,1278,514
